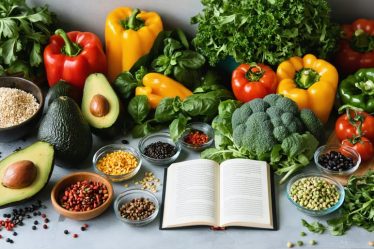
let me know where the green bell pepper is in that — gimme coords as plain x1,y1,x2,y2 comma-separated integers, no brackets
339,68,374,113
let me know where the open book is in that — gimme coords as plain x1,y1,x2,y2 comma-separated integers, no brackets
160,159,277,230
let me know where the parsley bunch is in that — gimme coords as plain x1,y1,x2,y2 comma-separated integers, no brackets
0,0,56,79
191,0,340,66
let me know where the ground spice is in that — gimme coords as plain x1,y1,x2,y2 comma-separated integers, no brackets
0,87,39,128
183,129,209,146
59,180,109,212
97,151,138,175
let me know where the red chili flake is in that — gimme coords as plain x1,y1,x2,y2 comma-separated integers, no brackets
73,234,78,238
184,129,209,146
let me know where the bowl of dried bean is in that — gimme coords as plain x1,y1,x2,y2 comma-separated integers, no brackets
51,172,114,220
93,144,142,182
138,132,181,166
286,173,345,217
0,77,44,142
179,122,214,151
114,188,159,226
314,145,361,176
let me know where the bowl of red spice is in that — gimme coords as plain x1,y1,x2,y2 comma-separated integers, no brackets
51,172,114,220
179,122,214,151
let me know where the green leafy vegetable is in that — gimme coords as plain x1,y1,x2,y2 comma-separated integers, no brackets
191,0,339,65
127,95,151,124
0,0,55,78
327,171,374,235
169,116,189,141
301,219,326,234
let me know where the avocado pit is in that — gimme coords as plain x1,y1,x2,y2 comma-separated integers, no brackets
90,94,110,117
2,160,37,189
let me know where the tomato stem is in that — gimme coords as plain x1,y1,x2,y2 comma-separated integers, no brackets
245,63,265,82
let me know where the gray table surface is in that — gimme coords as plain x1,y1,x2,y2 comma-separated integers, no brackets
0,134,372,249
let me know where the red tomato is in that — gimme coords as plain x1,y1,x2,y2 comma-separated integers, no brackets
335,111,374,142
342,137,374,162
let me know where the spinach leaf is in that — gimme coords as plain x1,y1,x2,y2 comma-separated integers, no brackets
154,97,182,123
177,50,205,69
169,115,189,141
131,120,162,138
301,219,326,234
127,95,150,124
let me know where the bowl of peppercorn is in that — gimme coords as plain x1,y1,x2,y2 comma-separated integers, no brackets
51,172,114,220
314,145,361,176
114,188,159,226
179,122,214,151
138,132,181,166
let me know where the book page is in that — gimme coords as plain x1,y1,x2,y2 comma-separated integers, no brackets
162,159,220,228
219,159,273,228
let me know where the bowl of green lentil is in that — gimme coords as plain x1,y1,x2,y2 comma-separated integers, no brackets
286,173,345,216
0,77,44,142
93,144,142,182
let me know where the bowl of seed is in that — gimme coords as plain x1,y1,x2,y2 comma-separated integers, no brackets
0,77,44,142
93,144,142,182
286,173,345,216
138,132,181,166
114,188,159,226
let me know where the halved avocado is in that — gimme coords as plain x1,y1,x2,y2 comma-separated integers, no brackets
0,141,54,208
82,73,123,138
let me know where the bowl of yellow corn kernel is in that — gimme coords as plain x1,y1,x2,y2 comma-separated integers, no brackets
93,144,142,182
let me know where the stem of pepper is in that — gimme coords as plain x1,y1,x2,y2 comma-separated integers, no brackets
55,29,82,56
245,63,264,82
295,68,320,89
350,29,374,53
121,9,144,31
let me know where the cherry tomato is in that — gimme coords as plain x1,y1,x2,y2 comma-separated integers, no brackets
342,137,374,162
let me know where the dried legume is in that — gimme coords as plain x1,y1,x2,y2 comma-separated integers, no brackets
290,176,340,211
135,172,160,193
97,151,138,175
0,87,40,128
59,180,109,212
144,141,176,159
318,151,355,171
119,198,156,221
184,129,209,146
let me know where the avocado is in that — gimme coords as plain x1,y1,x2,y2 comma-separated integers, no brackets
0,141,54,208
81,73,123,138
46,80,81,106
38,96,92,166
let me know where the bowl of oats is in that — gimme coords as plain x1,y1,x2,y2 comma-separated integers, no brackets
0,77,44,142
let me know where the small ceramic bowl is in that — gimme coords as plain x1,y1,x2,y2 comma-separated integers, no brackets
0,77,44,142
114,189,159,226
314,145,361,176
138,132,181,166
286,173,345,217
51,172,113,220
93,144,142,182
179,122,214,151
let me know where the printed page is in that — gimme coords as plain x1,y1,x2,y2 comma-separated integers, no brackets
162,159,220,228
219,159,273,228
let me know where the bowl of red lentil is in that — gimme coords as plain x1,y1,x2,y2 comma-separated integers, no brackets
0,77,44,142
93,144,142,182
179,122,214,151
51,172,114,220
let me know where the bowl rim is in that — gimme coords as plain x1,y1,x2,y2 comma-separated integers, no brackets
113,188,160,225
93,144,142,177
50,171,114,215
286,172,345,215
314,144,361,175
0,76,44,131
138,131,181,163
179,122,214,148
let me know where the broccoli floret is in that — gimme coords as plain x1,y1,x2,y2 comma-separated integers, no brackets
248,98,270,113
266,106,283,118
281,112,295,125
275,96,299,114
281,132,319,159
232,102,253,128
271,117,283,127
299,109,324,143
232,123,246,147
273,126,289,142
263,94,281,107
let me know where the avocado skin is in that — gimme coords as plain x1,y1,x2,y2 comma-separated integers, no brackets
38,96,92,167
0,142,54,209
46,80,81,106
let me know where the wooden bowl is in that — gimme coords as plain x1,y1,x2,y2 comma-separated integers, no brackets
0,76,44,142
51,172,113,220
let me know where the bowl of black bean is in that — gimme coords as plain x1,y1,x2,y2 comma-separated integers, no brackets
138,132,181,166
314,145,361,176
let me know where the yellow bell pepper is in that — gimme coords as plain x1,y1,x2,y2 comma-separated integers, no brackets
276,54,338,123
105,7,163,82
136,73,192,108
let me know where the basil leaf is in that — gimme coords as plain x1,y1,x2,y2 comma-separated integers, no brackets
127,95,150,124
173,66,203,90
154,97,182,123
169,116,188,141
114,72,138,100
163,38,182,57
151,55,170,73
175,28,189,49
177,50,205,69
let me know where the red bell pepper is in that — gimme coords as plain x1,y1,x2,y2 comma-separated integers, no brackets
44,29,107,89
335,19,374,74
231,63,278,102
